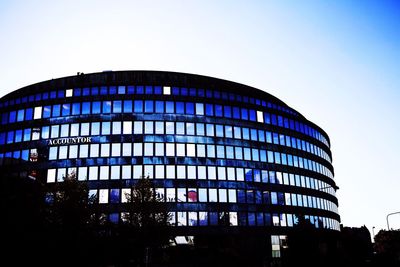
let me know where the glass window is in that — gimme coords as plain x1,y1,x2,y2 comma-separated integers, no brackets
112,121,121,135
166,165,175,179
112,143,121,157
144,121,153,134
122,143,132,156
209,189,217,202
123,121,132,134
176,102,184,114
59,146,68,159
176,144,185,156
216,125,224,137
99,166,109,180
155,121,164,134
69,145,78,158
133,143,143,156
103,101,111,113
206,124,214,136
228,189,236,203
207,145,215,158
17,109,24,121
197,144,205,157
50,125,59,138
176,122,185,135
235,147,243,160
224,106,232,118
25,108,33,120
34,106,42,119
195,103,204,115
9,111,17,122
205,104,213,116
155,101,164,113
144,143,154,156
101,144,110,157
81,123,90,136
92,101,101,114
134,121,143,134
144,100,154,113
196,123,205,136
82,102,90,115
102,122,111,135
72,103,80,115
234,127,241,139
155,143,164,156
199,188,207,202
165,122,174,134
216,146,225,158
166,101,174,113
186,103,194,114
187,144,196,157
208,166,216,180
155,165,164,179
225,126,233,138
166,143,175,156
122,165,131,179
215,105,223,117
70,123,79,136
80,144,89,158
198,166,206,179
111,166,120,180
226,146,234,159
49,147,58,160
186,123,195,135
133,165,143,179
219,189,227,202
99,189,108,203
90,144,99,157
61,104,70,116
91,122,100,135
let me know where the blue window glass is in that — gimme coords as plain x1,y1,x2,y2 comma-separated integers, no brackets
186,123,195,135
176,102,184,114
7,131,14,143
221,92,228,100
189,88,196,96
0,133,5,144
166,101,174,113
91,87,99,95
264,113,271,124
15,130,22,142
214,91,221,99
22,96,28,103
102,122,111,135
244,148,251,160
278,115,284,127
209,212,218,226
100,86,108,95
43,106,51,118
62,104,70,116
155,101,164,113
35,93,41,101
82,102,91,114
267,151,274,163
257,212,264,225
13,150,20,159
123,100,132,113
41,126,49,139
110,189,120,203
234,127,241,139
242,128,249,140
258,130,265,142
50,91,57,99
57,90,64,98
198,88,205,97
250,129,257,141
21,150,29,161
186,102,194,114
252,149,259,161
226,146,234,159
225,126,233,138
216,125,224,137
246,189,254,202
102,101,111,113
126,86,134,94
248,213,256,226
260,150,267,162
52,105,61,117
113,100,122,113
17,109,24,121
9,111,16,123
235,147,243,160
74,88,81,96
154,86,162,94
72,103,80,115
196,123,204,136
271,114,277,125
181,87,188,96
249,110,256,121
215,105,223,117
232,107,240,119
109,86,117,95
118,86,126,94
216,146,225,158
172,87,180,95
82,87,90,96
145,86,153,94
134,100,143,113
144,100,154,113
136,86,144,94
206,90,212,98
206,124,214,136
195,103,204,115
205,104,213,116
29,95,35,101
241,108,248,120
42,93,48,100
176,122,185,135
92,101,101,114
1,113,8,124
224,106,232,118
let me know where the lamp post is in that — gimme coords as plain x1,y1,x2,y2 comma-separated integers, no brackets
372,226,375,239
386,211,400,230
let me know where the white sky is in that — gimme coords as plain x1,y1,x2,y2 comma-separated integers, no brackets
0,0,399,235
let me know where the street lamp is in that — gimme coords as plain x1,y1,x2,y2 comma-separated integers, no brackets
372,226,375,238
386,211,400,230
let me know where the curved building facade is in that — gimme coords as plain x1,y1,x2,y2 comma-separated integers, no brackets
0,71,339,250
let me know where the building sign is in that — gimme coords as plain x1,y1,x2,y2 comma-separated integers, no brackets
47,137,92,146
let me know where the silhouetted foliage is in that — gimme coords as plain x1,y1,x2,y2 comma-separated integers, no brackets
374,229,400,267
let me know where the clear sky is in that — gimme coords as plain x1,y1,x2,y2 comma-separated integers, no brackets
0,0,399,235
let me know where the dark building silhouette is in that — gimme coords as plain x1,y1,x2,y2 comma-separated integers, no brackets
0,70,340,259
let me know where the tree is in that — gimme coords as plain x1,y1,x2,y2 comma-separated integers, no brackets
374,229,400,266
122,176,172,265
